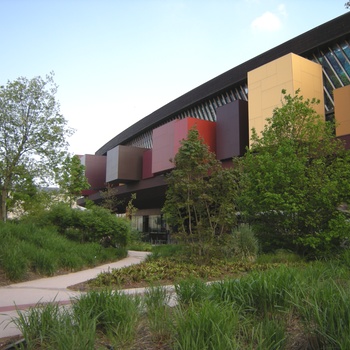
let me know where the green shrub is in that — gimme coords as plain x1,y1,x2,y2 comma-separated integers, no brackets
1,245,28,281
147,244,186,261
23,203,131,247
0,221,127,281
256,249,303,264
229,224,259,260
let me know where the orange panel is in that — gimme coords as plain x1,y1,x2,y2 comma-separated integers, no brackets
334,85,350,137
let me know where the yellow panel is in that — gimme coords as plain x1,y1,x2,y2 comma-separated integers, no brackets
334,85,350,136
248,53,324,144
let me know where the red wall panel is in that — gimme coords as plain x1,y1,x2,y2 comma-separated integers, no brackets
152,118,216,174
80,154,106,195
142,149,153,179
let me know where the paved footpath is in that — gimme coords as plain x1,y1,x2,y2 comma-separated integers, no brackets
0,250,150,339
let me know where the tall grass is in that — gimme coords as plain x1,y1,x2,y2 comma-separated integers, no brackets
72,289,141,346
175,278,209,306
172,300,240,350
147,243,186,261
12,301,97,350
0,221,126,281
9,247,350,348
209,265,298,315
11,301,63,349
143,285,172,342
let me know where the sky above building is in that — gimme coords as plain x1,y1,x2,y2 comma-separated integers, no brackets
0,0,348,155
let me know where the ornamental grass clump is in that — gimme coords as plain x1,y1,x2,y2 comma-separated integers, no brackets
72,289,141,346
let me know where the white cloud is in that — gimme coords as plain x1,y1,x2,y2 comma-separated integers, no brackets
251,11,282,32
278,3,287,17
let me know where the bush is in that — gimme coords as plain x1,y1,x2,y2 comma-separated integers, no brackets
0,221,127,281
25,203,131,247
75,206,130,247
217,224,258,260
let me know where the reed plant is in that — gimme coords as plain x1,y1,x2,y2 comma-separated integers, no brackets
172,300,240,350
209,265,298,315
175,277,209,306
45,310,97,350
11,301,63,349
143,285,173,342
72,289,141,346
292,277,350,348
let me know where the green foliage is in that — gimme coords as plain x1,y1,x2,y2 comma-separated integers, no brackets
226,224,259,260
100,183,121,212
238,90,350,256
256,249,303,264
0,221,125,281
0,72,74,221
27,203,131,247
56,155,90,207
175,278,209,306
89,257,265,289
172,300,240,350
144,285,172,341
163,127,239,260
72,290,141,346
11,255,350,348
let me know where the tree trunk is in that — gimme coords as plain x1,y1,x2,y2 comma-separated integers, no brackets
1,189,7,222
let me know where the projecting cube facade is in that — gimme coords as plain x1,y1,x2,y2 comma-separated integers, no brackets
79,154,106,196
216,100,249,160
248,53,324,143
106,145,147,183
152,117,216,174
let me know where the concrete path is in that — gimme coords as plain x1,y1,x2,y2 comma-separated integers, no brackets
0,250,150,339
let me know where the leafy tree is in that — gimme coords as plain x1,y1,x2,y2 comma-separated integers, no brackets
57,155,90,207
238,90,350,256
0,73,73,221
163,128,239,259
346,1,350,9
100,183,122,212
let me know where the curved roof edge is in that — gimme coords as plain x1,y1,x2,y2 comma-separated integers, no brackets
96,12,350,156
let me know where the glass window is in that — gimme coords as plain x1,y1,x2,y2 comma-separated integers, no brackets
342,42,350,61
322,54,342,89
333,47,350,84
325,51,349,86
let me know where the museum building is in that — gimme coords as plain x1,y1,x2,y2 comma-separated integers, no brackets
78,12,350,242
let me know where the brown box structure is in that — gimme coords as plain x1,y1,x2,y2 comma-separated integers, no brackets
216,100,248,160
106,145,147,183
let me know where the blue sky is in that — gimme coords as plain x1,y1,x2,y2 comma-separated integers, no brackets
0,0,348,155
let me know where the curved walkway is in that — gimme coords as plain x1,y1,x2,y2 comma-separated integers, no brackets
0,251,150,339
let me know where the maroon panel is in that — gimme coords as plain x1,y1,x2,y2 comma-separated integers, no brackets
142,149,153,179
216,100,248,160
339,134,350,150
80,154,107,195
152,120,176,174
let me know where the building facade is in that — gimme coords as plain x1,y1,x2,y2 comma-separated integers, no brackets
78,13,350,241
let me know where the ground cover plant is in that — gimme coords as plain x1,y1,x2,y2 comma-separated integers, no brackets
9,252,350,349
0,221,127,282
